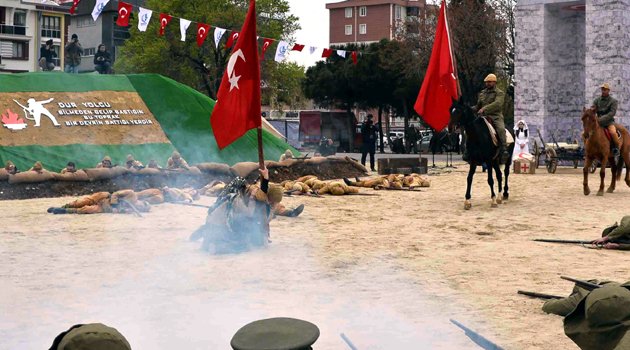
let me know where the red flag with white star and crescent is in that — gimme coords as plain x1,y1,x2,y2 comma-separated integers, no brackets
70,0,80,15
116,2,132,27
210,0,261,149
226,31,239,48
261,38,274,60
197,23,211,47
158,13,172,36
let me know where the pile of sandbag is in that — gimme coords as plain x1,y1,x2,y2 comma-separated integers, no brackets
84,166,129,181
53,170,90,182
8,171,55,184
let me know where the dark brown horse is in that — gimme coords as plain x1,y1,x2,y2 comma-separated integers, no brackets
581,107,630,195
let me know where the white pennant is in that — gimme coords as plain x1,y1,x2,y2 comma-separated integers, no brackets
274,41,290,62
137,7,153,32
309,46,317,55
179,19,191,42
91,0,110,21
337,50,347,58
214,27,227,49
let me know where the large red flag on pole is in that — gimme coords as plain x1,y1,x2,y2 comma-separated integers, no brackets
210,0,261,151
414,0,459,131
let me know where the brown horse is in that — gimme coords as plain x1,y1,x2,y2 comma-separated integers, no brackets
581,107,630,196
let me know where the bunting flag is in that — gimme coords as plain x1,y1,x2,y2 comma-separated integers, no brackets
261,38,274,60
226,31,239,48
309,46,317,55
197,23,211,47
351,51,358,65
337,50,346,58
116,2,132,27
137,7,152,32
291,44,305,52
214,27,227,48
274,40,289,62
69,0,80,15
158,13,172,36
414,0,459,131
322,48,332,58
180,19,191,41
91,0,110,21
210,0,261,149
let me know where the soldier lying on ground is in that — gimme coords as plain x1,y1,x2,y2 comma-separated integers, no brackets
60,161,76,174
162,186,199,203
47,190,150,214
591,215,630,250
317,180,359,195
543,281,630,350
343,173,430,189
48,323,131,350
136,188,165,204
200,181,226,196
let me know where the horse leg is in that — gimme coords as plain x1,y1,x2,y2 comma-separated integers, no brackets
625,153,630,187
597,157,608,196
465,162,476,210
493,162,503,204
607,158,617,193
583,158,592,196
503,162,510,201
487,163,498,208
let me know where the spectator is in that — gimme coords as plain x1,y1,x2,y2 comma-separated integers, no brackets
94,44,112,74
361,114,378,171
64,34,83,73
39,39,57,71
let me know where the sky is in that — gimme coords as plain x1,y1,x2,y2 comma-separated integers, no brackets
286,0,343,67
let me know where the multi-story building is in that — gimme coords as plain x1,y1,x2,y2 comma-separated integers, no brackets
0,0,68,72
67,0,144,72
326,0,427,46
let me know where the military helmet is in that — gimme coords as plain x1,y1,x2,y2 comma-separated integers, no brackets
51,323,131,350
230,317,320,350
33,161,43,170
5,160,15,169
102,156,112,162
284,149,294,158
484,74,497,82
126,154,134,162
172,151,181,159
267,185,284,204
601,83,611,90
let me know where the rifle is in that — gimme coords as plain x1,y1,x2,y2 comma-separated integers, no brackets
346,192,380,197
450,319,505,350
374,186,422,192
171,202,213,209
534,238,593,245
119,199,142,217
517,290,563,300
561,276,602,291
340,333,358,350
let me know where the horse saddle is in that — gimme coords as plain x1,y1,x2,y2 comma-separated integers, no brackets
481,117,514,146
603,128,622,143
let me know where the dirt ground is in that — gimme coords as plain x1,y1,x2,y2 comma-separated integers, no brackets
2,162,630,349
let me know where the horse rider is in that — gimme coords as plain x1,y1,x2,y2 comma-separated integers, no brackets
592,82,621,161
472,73,509,164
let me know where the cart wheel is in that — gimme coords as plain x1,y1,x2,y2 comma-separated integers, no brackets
546,148,558,173
533,141,540,168
589,161,598,173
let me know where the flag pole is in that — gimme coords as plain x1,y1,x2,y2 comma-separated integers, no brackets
257,126,265,169
443,0,461,99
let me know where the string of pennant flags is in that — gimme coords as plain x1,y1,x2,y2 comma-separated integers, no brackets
66,0,359,64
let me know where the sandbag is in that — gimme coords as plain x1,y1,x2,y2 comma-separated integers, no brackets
52,170,90,182
0,168,8,181
305,157,329,165
277,159,297,167
264,160,280,168
187,166,202,175
84,166,129,181
230,162,260,178
195,162,231,176
8,171,55,184
135,168,161,176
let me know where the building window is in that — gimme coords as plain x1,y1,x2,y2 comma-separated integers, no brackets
345,7,352,18
345,25,352,35
76,16,95,28
359,24,367,34
41,15,61,39
359,6,367,17
0,7,5,24
82,47,96,56
395,5,403,20
13,10,26,26
0,40,28,59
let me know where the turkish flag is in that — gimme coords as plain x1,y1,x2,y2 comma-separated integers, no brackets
291,43,305,52
322,48,332,58
69,0,80,15
210,0,261,149
197,23,211,47
414,1,459,131
158,13,172,36
226,31,239,48
260,38,274,60
351,51,358,65
116,2,132,27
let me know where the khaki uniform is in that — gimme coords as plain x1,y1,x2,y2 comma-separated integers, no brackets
162,187,194,203
136,188,165,204
593,95,618,128
543,280,615,317
318,181,359,195
350,177,389,188
28,161,45,173
476,87,506,148
279,149,294,162
96,156,113,168
166,154,190,170
60,167,76,174
63,192,113,214
201,182,226,196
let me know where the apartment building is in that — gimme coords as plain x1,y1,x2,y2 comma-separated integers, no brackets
0,0,68,72
326,0,427,46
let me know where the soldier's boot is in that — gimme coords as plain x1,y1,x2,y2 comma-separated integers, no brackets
47,207,55,213
52,208,68,214
286,204,305,217
498,144,510,165
608,125,621,162
343,178,354,186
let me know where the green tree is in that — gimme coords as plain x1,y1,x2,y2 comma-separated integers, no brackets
115,0,299,99
262,61,307,112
